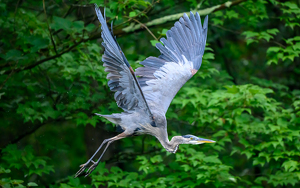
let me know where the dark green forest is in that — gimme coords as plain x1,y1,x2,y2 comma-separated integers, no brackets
1,0,300,187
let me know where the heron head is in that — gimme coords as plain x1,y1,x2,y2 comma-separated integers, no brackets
182,135,215,145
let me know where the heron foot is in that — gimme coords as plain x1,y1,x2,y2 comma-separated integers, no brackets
74,160,96,178
85,162,99,177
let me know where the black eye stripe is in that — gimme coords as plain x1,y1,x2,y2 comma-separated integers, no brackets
182,135,193,138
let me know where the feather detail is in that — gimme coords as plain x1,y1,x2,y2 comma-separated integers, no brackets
94,5,152,116
136,12,208,113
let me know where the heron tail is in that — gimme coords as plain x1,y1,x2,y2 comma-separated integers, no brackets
95,113,121,125
95,113,125,133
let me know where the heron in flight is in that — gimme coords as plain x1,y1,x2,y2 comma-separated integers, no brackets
75,5,215,177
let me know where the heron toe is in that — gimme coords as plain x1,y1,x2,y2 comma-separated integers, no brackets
75,162,89,178
85,163,98,177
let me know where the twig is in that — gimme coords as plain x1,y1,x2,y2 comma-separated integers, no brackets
132,18,158,41
63,6,74,18
0,61,19,90
3,38,87,75
113,0,157,29
195,0,206,10
271,41,286,48
212,24,242,34
43,0,58,55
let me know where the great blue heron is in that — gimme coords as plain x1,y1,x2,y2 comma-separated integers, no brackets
75,5,215,178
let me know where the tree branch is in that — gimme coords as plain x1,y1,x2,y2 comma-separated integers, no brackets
3,38,88,75
212,24,242,34
3,0,246,75
0,61,19,90
132,18,158,41
121,0,247,33
43,0,58,55
0,118,64,154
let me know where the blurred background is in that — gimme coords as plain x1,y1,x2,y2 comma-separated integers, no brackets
1,0,300,187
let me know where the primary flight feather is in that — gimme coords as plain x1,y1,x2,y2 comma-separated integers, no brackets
75,5,215,178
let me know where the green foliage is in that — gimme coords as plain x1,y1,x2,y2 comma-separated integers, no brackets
2,145,54,176
1,0,300,187
243,29,279,45
267,36,300,65
0,145,54,187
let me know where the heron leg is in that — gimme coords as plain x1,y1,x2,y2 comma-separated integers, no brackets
84,140,115,177
74,139,108,178
74,132,128,178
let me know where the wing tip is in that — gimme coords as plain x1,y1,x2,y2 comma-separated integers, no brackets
203,15,209,29
183,12,188,18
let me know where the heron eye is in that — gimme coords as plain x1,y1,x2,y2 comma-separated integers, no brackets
190,137,193,140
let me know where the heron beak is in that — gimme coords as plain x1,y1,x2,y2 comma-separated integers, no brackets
189,138,216,144
199,140,216,143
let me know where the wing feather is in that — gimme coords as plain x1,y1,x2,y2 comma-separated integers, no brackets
94,5,152,116
136,12,208,114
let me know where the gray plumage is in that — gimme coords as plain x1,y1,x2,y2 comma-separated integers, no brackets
75,5,215,178
94,6,152,117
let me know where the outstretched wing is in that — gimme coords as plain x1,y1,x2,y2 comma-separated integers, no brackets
95,5,152,117
136,12,208,114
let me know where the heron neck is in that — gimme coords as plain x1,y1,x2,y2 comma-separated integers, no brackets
159,135,183,153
